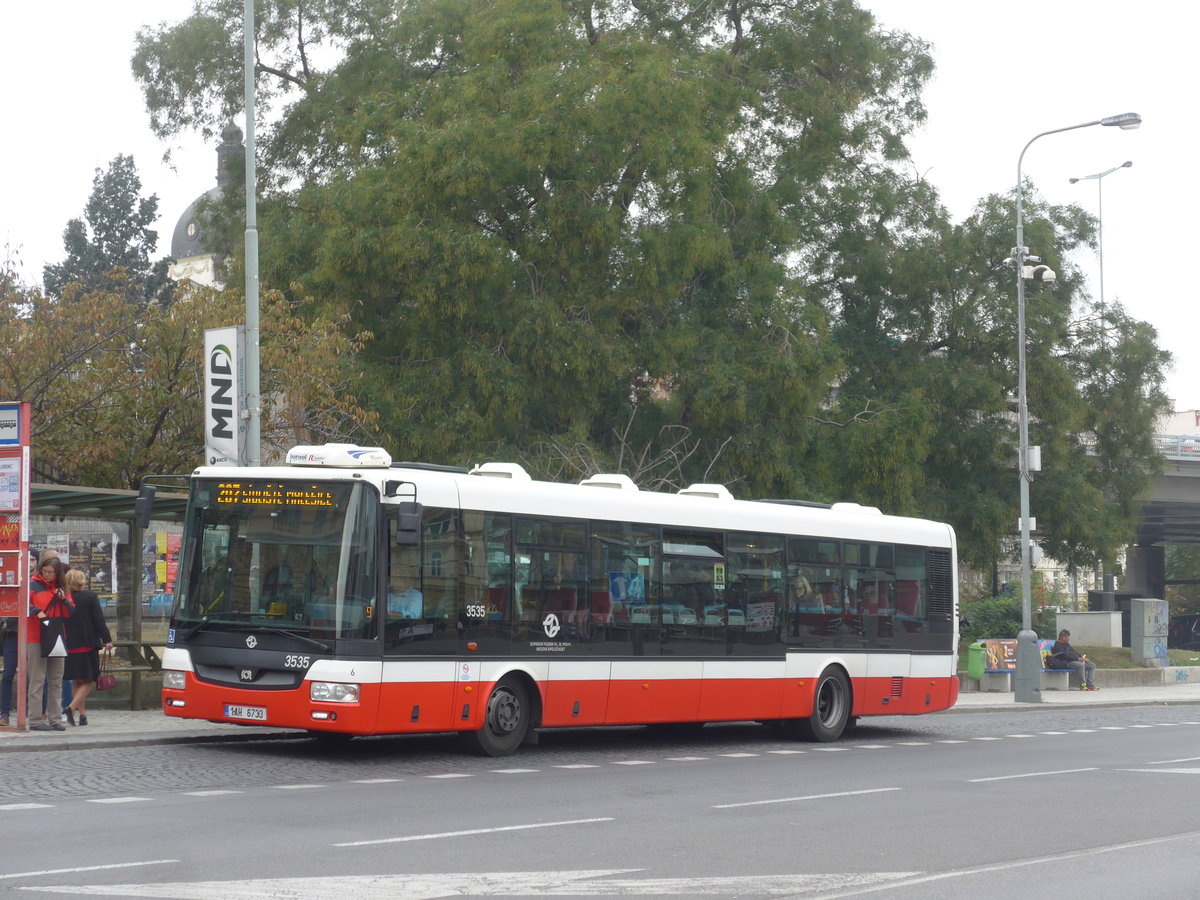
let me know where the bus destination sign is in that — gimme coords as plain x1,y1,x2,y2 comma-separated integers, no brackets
215,482,335,508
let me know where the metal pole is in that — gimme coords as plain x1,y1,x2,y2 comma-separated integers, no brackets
1014,135,1040,703
1011,116,1140,703
243,0,261,467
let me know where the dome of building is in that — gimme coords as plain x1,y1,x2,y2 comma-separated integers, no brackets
168,124,244,287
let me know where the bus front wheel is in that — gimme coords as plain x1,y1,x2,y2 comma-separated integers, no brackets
797,667,851,742
461,678,530,757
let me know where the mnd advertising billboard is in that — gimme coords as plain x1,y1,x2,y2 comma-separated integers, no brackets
204,326,246,466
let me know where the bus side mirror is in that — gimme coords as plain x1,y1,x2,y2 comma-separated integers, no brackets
395,501,422,546
134,484,157,529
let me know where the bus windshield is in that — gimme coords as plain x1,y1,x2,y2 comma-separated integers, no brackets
171,477,379,641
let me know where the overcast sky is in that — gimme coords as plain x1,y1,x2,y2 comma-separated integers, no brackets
2,1,1197,412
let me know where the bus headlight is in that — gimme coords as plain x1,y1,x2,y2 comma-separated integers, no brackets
163,670,187,690
310,682,360,703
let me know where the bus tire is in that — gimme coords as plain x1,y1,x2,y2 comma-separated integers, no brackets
797,667,851,742
461,678,530,757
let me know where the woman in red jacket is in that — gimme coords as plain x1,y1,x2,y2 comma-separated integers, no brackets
26,557,74,731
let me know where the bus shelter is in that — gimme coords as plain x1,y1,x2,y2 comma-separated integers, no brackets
21,483,189,711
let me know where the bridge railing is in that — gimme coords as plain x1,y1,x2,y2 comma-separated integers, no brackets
1156,434,1200,461
1078,433,1200,461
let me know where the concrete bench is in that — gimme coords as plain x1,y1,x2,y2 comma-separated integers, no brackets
974,638,1079,692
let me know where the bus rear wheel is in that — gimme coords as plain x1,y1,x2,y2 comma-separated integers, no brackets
460,678,530,757
796,667,851,742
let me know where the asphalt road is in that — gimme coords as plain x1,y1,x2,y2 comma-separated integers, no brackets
3,704,1199,898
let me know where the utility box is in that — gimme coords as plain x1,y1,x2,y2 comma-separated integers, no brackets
1130,598,1169,667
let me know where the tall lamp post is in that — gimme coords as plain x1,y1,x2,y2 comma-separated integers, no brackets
1011,113,1141,703
1070,160,1132,352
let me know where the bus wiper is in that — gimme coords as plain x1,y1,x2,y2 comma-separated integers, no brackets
178,610,262,642
179,618,215,641
253,625,332,653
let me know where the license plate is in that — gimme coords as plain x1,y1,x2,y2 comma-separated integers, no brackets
224,704,267,721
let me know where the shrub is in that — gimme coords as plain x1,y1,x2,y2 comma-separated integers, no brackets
960,595,1057,643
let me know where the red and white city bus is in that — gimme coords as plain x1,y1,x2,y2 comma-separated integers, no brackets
160,444,959,755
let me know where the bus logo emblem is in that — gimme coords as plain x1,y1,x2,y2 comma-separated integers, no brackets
245,635,258,648
542,613,561,638
240,669,253,681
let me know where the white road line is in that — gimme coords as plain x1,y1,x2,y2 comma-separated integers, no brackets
1129,724,1154,728
936,740,967,744
973,737,1003,741
814,831,1200,898
555,764,600,769
714,787,901,809
87,797,151,804
896,741,929,746
1098,726,1125,730
1148,757,1200,764
0,803,53,810
720,752,758,757
0,859,177,881
333,817,614,847
767,750,805,754
612,760,655,765
427,773,472,779
273,784,324,790
969,767,1098,783
665,756,707,761
1040,731,1069,735
351,778,401,784
1070,729,1098,733
183,790,242,796
814,746,849,751
1005,734,1035,738
19,870,924,897
855,745,888,749
492,768,538,774
1120,768,1200,775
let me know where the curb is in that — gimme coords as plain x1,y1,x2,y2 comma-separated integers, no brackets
0,728,305,754
943,696,1200,715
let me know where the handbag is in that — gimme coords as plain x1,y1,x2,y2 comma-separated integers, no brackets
39,617,68,658
95,648,117,692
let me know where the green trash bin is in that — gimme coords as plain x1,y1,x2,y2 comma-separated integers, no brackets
966,640,987,680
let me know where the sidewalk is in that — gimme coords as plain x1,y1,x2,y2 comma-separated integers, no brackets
949,678,1200,713
3,680,1200,752
0,709,304,753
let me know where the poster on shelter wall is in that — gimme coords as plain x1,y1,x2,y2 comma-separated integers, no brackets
34,532,117,594
143,531,182,594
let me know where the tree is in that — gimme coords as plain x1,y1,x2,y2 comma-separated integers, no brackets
0,278,376,489
1165,545,1200,615
42,155,169,303
133,1,1170,576
134,0,934,496
808,173,1170,571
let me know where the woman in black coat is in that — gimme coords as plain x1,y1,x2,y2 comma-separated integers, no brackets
63,568,114,726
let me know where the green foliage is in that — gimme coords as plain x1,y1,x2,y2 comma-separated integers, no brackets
1166,545,1200,615
959,594,1057,643
43,155,168,302
0,278,375,489
129,0,1171,578
138,0,931,491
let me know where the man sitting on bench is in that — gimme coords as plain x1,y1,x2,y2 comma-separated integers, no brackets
1046,629,1097,691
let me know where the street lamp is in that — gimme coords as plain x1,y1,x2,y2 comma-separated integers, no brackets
1010,112,1141,703
1070,160,1132,352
